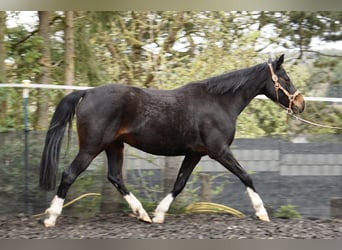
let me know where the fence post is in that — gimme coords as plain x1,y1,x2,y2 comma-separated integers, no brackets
22,79,31,214
330,197,342,219
199,173,211,202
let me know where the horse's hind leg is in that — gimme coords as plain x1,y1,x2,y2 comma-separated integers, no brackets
44,151,97,227
105,142,151,223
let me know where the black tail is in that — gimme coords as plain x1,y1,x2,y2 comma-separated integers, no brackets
39,90,86,190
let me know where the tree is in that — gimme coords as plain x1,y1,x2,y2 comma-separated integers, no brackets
34,11,51,130
257,11,342,58
0,11,6,129
0,12,5,82
64,11,74,93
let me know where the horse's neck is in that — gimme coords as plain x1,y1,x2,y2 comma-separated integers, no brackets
222,78,265,117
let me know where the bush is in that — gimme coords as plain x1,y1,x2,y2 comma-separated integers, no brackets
274,205,301,219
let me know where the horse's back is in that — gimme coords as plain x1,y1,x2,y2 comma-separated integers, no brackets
77,84,142,114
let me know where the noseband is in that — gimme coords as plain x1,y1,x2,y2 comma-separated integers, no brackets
268,63,300,114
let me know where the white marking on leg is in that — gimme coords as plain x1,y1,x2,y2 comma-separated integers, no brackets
153,193,174,223
246,187,270,222
123,192,152,223
44,195,65,227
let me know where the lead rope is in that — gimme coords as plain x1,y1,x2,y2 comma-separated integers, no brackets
287,112,342,130
32,193,101,218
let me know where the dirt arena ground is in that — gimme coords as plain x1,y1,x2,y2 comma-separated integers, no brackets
0,213,341,239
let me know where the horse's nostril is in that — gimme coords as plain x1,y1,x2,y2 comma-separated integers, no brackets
301,101,305,112
294,94,305,113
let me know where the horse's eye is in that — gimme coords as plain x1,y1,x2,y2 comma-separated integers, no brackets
280,76,290,82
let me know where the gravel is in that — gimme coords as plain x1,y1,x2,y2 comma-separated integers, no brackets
0,213,341,239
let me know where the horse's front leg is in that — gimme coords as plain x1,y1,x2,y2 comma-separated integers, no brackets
209,146,270,222
153,154,201,223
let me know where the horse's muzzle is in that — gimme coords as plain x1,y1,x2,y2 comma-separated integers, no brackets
291,93,305,114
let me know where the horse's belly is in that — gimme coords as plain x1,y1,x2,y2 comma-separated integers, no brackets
121,133,194,156
125,140,188,156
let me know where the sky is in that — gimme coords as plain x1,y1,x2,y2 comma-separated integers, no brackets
6,11,38,31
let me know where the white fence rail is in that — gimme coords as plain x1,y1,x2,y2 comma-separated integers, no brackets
1,82,342,103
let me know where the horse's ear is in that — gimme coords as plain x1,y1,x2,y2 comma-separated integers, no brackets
276,54,284,69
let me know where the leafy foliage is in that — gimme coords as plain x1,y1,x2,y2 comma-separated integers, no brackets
274,205,301,219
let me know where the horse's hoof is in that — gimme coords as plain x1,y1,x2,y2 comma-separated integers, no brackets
139,213,152,223
152,214,165,224
152,218,164,224
257,214,270,222
43,218,56,227
130,212,152,223
140,217,152,223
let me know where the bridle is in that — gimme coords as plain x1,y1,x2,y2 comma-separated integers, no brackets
268,62,342,130
268,63,300,114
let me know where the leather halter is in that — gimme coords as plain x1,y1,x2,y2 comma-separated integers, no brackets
268,63,300,114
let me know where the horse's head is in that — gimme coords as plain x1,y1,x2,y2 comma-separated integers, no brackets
264,54,305,114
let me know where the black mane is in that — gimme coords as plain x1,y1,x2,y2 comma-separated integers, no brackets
206,62,268,95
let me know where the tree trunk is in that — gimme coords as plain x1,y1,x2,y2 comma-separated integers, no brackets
35,11,51,130
64,11,74,94
0,11,7,127
0,11,5,82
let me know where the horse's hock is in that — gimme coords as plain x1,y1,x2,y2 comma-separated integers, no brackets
330,197,342,219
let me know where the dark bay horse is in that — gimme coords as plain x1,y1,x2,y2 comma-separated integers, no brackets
40,55,305,227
